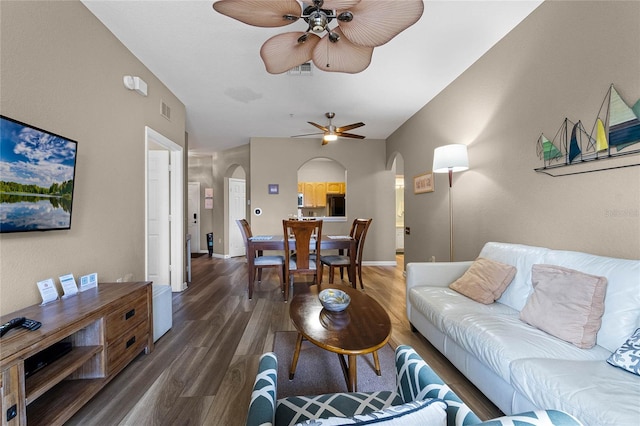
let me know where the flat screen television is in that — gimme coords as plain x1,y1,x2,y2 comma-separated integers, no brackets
1,115,78,233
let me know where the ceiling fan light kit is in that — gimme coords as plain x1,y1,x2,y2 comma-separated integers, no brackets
213,0,424,74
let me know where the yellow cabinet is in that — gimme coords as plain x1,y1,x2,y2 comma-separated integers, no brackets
303,182,315,207
301,182,328,207
314,182,327,207
326,182,345,194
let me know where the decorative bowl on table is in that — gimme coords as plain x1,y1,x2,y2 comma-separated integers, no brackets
318,288,351,312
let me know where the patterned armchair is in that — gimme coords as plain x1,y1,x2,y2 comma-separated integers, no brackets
246,345,583,426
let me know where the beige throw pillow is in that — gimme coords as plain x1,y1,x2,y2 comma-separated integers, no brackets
520,264,607,349
449,258,517,304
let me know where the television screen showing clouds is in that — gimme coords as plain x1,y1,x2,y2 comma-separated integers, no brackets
1,115,77,233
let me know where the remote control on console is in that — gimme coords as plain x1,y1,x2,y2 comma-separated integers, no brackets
22,318,42,331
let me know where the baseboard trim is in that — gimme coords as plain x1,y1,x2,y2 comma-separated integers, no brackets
361,261,397,267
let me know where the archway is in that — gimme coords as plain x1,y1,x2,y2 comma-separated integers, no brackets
387,152,405,258
297,157,347,217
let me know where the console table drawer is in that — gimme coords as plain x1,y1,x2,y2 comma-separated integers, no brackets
106,321,148,375
105,293,148,343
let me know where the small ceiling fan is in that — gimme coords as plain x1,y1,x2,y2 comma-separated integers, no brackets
212,0,424,74
293,112,365,145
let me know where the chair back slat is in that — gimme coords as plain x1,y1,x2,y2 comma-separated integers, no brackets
283,220,322,271
283,219,323,300
351,218,373,265
236,218,252,251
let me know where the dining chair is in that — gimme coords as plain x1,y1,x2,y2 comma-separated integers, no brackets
320,218,372,289
283,219,323,301
236,219,285,299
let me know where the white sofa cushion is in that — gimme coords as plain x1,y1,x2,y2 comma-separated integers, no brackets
409,287,610,381
544,249,640,352
510,358,640,426
478,242,550,311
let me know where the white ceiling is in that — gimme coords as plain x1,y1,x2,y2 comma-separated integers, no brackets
81,0,542,154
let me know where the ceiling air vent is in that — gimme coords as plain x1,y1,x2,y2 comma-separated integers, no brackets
160,100,171,121
287,62,313,76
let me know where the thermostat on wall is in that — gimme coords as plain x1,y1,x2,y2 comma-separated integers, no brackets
254,208,262,216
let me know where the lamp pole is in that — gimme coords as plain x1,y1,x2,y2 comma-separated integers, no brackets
448,168,454,262
432,144,469,262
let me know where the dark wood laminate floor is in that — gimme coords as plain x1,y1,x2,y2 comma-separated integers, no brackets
67,254,501,425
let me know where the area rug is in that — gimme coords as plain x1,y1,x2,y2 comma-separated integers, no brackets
273,331,396,398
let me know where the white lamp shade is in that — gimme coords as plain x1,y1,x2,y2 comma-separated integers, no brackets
433,144,469,173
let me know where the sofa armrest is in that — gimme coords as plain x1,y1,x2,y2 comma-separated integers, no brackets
406,261,472,321
475,410,583,425
406,261,473,290
395,345,481,425
246,352,277,426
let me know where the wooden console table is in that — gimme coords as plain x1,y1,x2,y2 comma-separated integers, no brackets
0,282,154,426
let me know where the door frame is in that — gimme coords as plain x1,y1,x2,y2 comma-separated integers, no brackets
145,126,186,292
147,150,171,288
187,182,201,253
227,177,246,257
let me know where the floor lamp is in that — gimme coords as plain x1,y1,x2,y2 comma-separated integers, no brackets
433,144,469,261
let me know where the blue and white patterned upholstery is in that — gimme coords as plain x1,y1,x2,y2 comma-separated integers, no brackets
395,345,481,426
292,398,448,425
245,346,584,426
607,328,640,375
247,352,277,426
276,391,402,426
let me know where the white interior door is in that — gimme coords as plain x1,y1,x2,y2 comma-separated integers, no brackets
148,150,171,286
145,126,185,292
228,178,246,257
187,182,200,253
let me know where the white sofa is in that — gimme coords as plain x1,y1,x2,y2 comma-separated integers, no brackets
406,242,640,426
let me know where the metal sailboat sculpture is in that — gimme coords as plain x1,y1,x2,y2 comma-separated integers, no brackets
590,84,640,155
535,118,592,167
536,84,640,175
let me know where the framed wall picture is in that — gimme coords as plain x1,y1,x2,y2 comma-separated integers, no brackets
268,183,279,194
414,172,434,194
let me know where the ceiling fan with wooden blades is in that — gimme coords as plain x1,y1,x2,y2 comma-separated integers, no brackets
212,0,424,74
293,112,365,145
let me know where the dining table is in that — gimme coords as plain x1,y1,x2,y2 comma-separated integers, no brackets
246,235,356,299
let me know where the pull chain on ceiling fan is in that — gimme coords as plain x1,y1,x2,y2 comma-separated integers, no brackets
212,0,424,74
292,112,365,145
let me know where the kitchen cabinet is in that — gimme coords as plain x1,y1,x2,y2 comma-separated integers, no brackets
300,181,344,207
302,182,314,207
314,182,327,207
302,182,327,207
326,182,345,194
300,182,331,208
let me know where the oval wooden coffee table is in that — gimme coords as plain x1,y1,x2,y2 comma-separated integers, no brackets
288,284,392,392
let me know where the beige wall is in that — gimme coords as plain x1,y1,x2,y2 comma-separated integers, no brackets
249,137,396,263
0,1,186,313
388,1,640,264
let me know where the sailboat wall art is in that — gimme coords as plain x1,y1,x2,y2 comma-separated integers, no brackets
535,84,640,176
